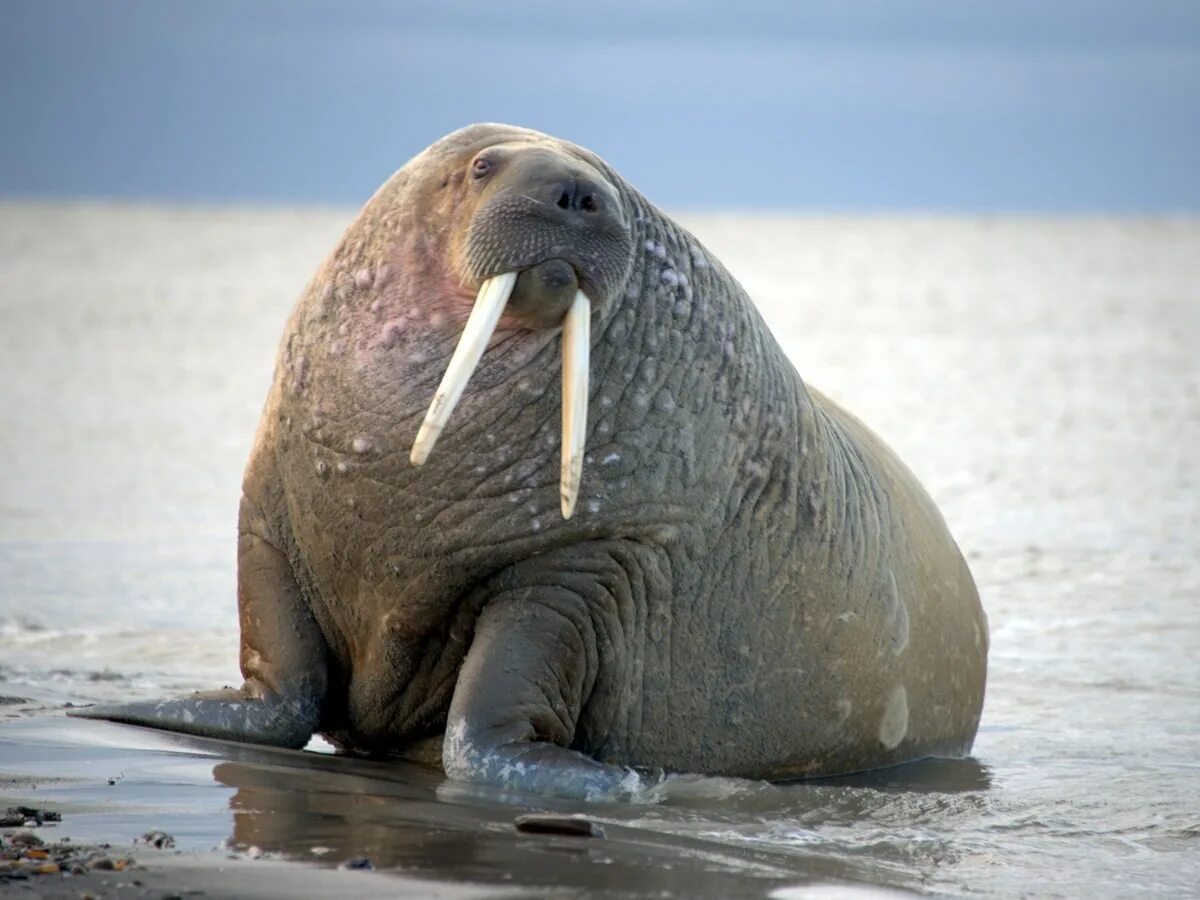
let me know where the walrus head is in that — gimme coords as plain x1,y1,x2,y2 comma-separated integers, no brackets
389,126,636,518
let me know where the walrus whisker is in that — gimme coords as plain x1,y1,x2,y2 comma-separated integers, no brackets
410,271,518,466
560,289,590,519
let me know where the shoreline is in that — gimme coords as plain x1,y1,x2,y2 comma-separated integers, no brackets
0,714,892,899
0,713,519,899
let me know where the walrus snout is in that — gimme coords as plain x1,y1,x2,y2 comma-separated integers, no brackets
524,171,622,230
462,145,632,310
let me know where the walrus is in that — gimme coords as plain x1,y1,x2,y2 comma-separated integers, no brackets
73,124,988,799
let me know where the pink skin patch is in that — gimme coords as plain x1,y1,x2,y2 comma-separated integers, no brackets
340,231,543,372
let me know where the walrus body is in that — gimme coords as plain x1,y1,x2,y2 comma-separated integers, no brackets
75,125,987,798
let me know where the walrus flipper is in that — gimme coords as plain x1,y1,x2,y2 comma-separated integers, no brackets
67,687,320,749
70,520,329,751
443,590,641,801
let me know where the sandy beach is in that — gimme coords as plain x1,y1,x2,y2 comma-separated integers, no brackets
2,204,1198,897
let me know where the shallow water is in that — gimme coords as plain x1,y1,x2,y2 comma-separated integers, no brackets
1,203,1198,897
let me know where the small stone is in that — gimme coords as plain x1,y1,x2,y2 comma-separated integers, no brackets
90,857,114,870
141,830,175,849
514,814,606,838
10,832,42,847
339,857,374,870
32,862,59,874
11,806,60,824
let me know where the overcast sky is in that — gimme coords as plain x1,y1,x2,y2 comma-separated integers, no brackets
3,0,1198,210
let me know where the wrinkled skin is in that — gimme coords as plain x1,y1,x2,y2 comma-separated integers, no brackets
73,124,988,799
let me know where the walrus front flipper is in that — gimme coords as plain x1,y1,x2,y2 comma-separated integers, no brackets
68,687,320,749
70,510,329,750
443,591,641,801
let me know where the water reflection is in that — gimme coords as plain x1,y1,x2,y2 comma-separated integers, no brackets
207,750,996,897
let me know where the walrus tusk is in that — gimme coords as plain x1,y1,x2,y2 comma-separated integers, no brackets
410,271,518,466
560,290,590,519
411,273,590,521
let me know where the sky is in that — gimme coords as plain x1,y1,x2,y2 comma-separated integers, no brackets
2,0,1199,211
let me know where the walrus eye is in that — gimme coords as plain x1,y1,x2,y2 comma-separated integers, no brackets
471,157,492,179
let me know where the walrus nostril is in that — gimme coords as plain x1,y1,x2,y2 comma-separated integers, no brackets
548,178,604,216
570,181,602,215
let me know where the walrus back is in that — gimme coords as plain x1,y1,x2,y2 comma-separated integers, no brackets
788,385,988,774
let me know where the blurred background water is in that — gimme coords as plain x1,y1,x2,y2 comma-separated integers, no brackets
2,1,1199,210
2,2,1199,897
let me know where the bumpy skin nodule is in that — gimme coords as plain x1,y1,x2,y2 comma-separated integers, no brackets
73,125,988,799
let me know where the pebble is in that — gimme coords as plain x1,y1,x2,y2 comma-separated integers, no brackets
141,829,176,849
0,827,135,887
514,814,606,838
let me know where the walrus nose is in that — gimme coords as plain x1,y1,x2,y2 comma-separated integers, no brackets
533,174,621,228
552,178,604,216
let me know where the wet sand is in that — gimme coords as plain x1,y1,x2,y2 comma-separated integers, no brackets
3,834,501,900
1,715,909,899
2,204,1198,897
